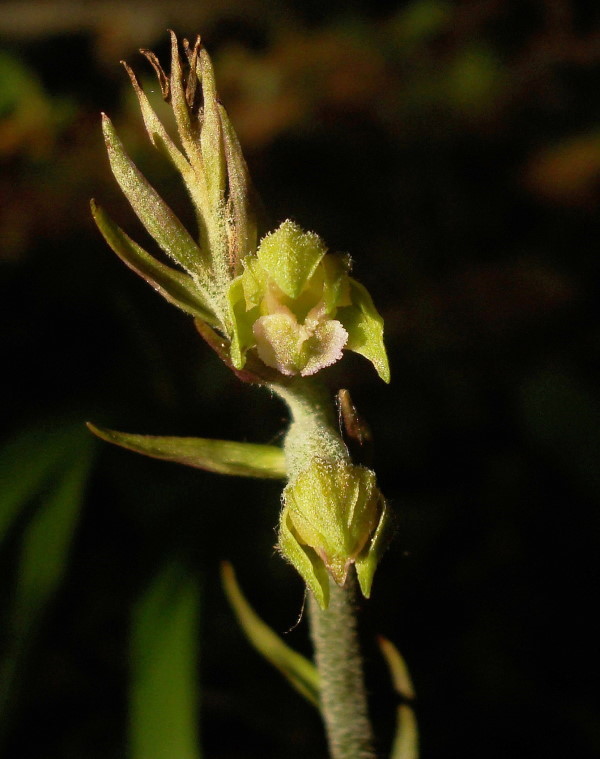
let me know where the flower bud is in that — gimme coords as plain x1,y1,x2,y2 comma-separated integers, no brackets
228,220,390,381
278,457,390,608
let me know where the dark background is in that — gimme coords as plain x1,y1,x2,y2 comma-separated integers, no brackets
1,0,600,757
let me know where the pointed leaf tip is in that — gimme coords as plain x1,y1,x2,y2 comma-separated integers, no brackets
221,562,320,707
87,423,287,479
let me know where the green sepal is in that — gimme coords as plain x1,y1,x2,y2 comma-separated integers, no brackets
339,277,390,383
278,505,330,609
221,562,320,707
227,275,259,369
87,424,286,479
101,113,210,281
90,200,218,325
378,636,419,759
355,494,391,599
256,220,326,299
283,459,381,589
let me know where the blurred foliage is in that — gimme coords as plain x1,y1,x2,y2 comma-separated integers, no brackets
1,1,600,758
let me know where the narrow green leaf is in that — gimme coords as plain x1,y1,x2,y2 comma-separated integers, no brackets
221,562,320,707
199,49,226,209
101,113,210,280
339,278,390,383
378,637,419,759
168,31,203,174
122,60,190,176
91,200,217,325
130,562,201,759
87,424,287,479
219,104,257,271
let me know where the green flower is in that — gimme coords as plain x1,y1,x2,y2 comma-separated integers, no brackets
228,220,390,381
278,457,390,609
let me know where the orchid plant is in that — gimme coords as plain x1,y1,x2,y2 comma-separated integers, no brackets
90,32,416,759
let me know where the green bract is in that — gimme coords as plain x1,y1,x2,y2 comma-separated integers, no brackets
228,220,390,381
278,457,390,609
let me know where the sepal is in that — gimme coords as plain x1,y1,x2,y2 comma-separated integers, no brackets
278,458,388,608
338,277,390,383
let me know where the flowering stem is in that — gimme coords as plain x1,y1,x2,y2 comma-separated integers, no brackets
272,378,376,759
308,576,376,759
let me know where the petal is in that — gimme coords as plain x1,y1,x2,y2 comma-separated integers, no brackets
253,312,308,375
300,319,348,376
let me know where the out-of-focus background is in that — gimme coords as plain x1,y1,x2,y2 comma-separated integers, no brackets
1,0,600,757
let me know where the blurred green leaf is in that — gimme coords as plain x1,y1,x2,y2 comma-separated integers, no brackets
378,636,419,759
88,423,287,479
0,425,81,542
0,423,94,734
130,562,202,759
221,562,320,707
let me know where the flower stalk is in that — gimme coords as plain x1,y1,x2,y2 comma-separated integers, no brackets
309,577,376,759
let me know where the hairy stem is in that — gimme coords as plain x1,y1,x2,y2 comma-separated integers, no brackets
308,574,375,759
271,378,376,759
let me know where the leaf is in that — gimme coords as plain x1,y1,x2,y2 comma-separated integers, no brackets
219,104,257,270
199,48,226,210
122,61,189,176
221,562,320,707
130,562,202,759
0,424,94,730
0,424,81,543
168,31,203,174
101,113,211,281
91,200,218,325
378,637,419,759
339,278,390,383
87,424,287,479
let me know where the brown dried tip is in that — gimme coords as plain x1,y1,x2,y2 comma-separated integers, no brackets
139,47,170,100
337,389,374,466
182,36,202,109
